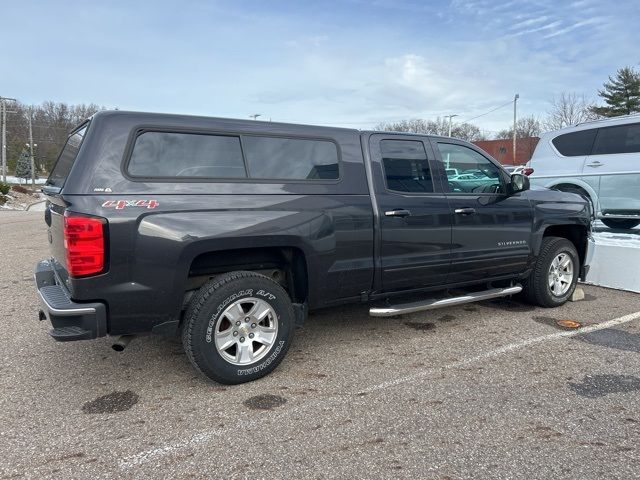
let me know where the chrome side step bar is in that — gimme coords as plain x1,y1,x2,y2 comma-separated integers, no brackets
369,285,523,317
601,214,640,219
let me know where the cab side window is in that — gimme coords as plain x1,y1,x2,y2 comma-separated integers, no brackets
380,140,434,193
437,143,505,194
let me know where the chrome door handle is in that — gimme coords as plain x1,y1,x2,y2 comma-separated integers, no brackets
385,209,411,218
587,161,603,167
454,208,476,215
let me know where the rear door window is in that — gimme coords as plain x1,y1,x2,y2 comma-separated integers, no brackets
46,124,88,187
552,129,597,156
380,140,434,193
128,132,247,178
592,123,640,155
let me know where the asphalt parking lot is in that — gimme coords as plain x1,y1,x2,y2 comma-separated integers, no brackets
2,212,640,479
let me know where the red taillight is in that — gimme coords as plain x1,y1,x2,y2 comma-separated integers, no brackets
523,167,534,176
63,213,106,277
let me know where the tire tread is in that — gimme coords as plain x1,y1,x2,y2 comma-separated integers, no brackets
182,270,293,384
522,236,578,308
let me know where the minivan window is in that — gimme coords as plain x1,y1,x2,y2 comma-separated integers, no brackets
46,124,88,187
592,123,640,155
552,129,597,156
380,140,433,193
128,132,246,178
242,136,339,180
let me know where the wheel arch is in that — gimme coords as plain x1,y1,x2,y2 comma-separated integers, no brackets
543,179,599,214
185,245,309,305
540,224,589,279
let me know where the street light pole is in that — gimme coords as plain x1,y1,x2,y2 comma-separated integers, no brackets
513,93,519,165
28,108,35,186
445,114,458,137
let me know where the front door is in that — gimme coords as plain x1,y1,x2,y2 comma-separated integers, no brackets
433,140,533,284
369,135,452,292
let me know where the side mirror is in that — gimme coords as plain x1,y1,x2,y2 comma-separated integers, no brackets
510,173,530,194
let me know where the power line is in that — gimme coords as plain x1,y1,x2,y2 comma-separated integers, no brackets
462,99,515,123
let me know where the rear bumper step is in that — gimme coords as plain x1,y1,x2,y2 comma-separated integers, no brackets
50,326,93,341
369,285,523,317
34,259,108,341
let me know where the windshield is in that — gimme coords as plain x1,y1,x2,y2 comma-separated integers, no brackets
46,124,88,188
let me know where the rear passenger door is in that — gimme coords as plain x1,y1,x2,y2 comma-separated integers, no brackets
587,122,640,215
369,135,452,292
433,140,533,284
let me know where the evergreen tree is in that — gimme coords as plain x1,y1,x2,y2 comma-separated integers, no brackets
15,149,32,183
591,67,640,117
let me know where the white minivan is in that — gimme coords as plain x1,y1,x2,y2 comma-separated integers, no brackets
527,114,640,229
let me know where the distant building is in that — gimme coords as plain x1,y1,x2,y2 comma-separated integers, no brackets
473,137,540,165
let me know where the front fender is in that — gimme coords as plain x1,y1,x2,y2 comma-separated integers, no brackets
535,178,600,215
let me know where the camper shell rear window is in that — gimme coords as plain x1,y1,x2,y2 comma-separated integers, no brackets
46,124,89,188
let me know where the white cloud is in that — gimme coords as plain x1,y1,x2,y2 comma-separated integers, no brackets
542,18,602,39
508,15,549,30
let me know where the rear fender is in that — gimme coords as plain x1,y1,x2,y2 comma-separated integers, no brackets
134,210,332,320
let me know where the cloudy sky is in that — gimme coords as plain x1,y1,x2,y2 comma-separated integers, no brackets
2,0,638,134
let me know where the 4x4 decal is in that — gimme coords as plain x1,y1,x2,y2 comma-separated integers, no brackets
102,199,159,210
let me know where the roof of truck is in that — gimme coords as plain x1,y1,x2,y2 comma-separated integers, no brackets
89,110,461,141
91,110,360,134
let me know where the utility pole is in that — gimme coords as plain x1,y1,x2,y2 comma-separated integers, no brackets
513,93,519,165
1,99,5,183
28,109,35,186
444,114,458,137
1,96,18,183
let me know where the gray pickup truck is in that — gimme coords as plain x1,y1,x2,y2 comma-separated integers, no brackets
35,111,592,383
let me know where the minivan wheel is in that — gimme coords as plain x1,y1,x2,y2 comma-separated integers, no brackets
601,218,640,230
182,271,294,384
522,237,579,308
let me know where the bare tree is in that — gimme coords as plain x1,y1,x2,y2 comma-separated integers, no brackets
375,118,433,134
453,122,487,142
71,103,103,124
495,115,541,140
4,101,103,174
495,116,542,161
375,117,486,141
543,92,598,131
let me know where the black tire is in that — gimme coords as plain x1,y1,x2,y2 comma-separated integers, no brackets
182,271,294,384
601,218,640,230
522,237,579,308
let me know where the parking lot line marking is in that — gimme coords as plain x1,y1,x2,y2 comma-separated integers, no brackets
358,309,640,394
118,309,640,470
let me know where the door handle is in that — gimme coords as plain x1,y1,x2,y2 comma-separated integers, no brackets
385,209,411,218
586,161,603,167
454,208,476,215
